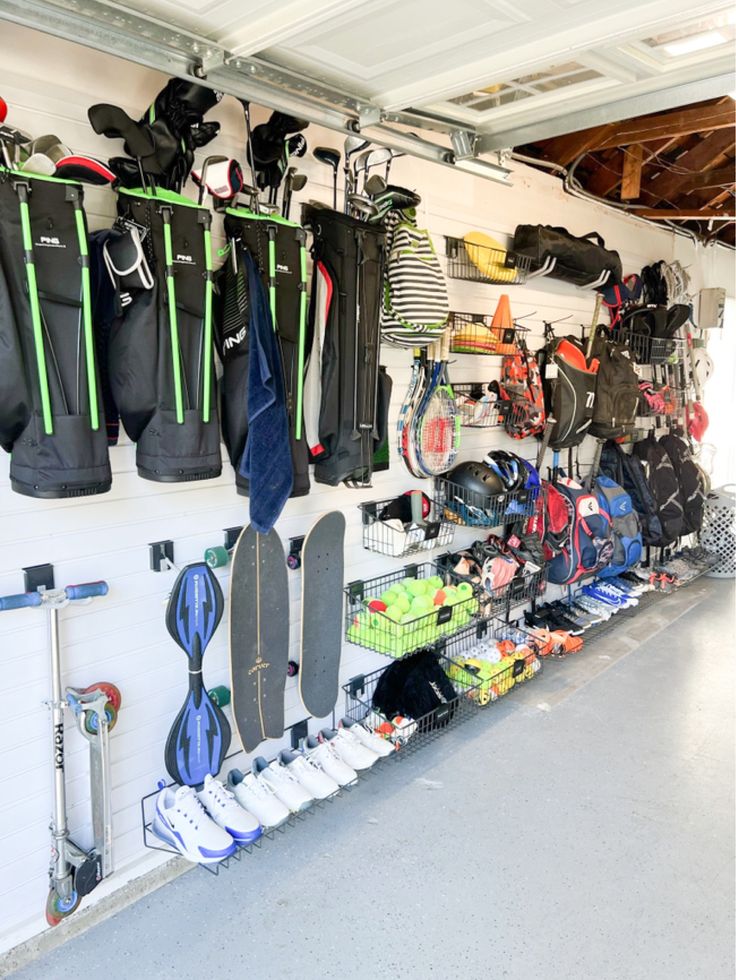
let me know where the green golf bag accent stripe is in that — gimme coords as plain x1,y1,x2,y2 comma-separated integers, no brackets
72,204,99,431
17,191,53,436
295,239,308,441
161,209,185,425
202,226,214,424
267,231,277,327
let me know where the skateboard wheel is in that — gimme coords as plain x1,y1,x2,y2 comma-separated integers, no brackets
286,554,301,570
205,546,229,569
83,682,122,712
208,685,231,707
45,888,80,926
84,702,118,735
287,661,299,677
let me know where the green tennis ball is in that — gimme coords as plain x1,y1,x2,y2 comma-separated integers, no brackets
406,579,427,596
380,588,399,605
385,604,403,623
411,594,432,612
427,575,444,591
395,594,411,613
456,582,473,599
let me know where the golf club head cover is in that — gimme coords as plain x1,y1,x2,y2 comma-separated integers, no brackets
103,224,154,292
251,111,309,167
190,120,221,149
55,155,116,185
192,158,244,201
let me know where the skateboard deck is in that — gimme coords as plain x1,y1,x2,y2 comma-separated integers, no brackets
229,524,289,752
299,511,346,718
164,563,230,786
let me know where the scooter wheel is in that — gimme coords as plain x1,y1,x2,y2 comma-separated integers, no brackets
45,888,81,926
84,703,118,735
287,660,299,677
83,682,122,712
286,554,301,570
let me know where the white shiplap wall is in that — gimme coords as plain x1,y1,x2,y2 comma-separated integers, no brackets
1,21,733,953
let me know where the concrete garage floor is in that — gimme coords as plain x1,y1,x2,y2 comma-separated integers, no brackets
5,579,735,980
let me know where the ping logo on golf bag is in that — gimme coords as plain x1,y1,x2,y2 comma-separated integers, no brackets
223,325,247,350
276,262,291,275
54,723,64,770
175,253,195,265
36,235,65,249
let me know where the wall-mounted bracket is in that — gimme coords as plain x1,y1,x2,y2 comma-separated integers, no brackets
23,563,55,593
149,540,175,573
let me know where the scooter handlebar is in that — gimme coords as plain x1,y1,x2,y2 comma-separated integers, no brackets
65,581,109,601
0,591,43,611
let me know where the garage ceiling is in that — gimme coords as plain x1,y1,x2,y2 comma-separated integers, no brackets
0,0,734,220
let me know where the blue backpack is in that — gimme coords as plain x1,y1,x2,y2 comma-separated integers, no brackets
594,475,643,577
545,477,614,585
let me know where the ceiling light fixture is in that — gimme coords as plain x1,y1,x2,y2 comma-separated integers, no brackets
662,30,726,57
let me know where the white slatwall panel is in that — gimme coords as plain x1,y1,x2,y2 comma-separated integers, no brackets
0,20,731,953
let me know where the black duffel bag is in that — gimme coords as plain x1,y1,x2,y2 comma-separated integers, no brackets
513,224,622,287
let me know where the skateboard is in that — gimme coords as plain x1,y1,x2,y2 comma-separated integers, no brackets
164,563,231,786
229,525,290,752
299,511,346,718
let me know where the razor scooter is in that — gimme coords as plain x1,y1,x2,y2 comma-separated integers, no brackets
0,580,119,925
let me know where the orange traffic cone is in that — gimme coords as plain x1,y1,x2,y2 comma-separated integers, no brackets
490,294,514,353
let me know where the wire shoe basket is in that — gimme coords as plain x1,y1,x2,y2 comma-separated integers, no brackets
359,497,456,558
344,561,483,659
444,237,532,286
434,477,538,528
611,327,687,366
448,310,522,355
342,653,482,758
441,618,543,706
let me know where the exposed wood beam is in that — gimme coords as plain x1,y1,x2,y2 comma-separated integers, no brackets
638,208,735,219
643,129,735,203
676,165,736,194
595,101,735,149
535,125,615,167
621,144,643,200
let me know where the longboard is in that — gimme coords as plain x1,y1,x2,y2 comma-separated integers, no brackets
229,525,289,752
299,511,346,718
164,563,230,787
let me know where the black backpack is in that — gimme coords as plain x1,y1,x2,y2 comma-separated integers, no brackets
633,434,684,546
537,330,597,450
600,440,664,547
659,432,706,535
588,333,639,440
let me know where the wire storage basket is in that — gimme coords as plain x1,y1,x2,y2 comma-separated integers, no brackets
344,562,482,659
448,310,519,355
434,477,537,528
701,486,736,578
359,496,456,558
442,618,542,706
444,236,532,286
453,383,504,427
435,549,547,617
342,652,483,757
611,326,687,366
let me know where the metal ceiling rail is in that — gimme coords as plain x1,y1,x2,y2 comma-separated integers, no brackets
0,0,511,184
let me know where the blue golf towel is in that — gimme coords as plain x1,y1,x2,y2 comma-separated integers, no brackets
238,251,293,532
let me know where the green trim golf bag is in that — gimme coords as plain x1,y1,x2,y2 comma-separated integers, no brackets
217,206,310,497
303,206,388,487
108,188,221,482
0,168,111,498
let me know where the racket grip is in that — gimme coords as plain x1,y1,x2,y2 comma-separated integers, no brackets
65,581,109,601
0,591,43,611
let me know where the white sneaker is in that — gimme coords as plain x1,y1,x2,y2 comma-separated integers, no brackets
197,774,262,844
320,727,379,771
339,717,394,758
304,735,358,787
253,756,313,813
227,768,290,830
278,749,340,800
152,783,235,864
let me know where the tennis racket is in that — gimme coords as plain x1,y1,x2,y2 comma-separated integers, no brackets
402,344,434,477
396,348,422,461
416,329,460,476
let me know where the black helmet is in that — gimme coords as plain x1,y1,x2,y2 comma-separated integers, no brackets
482,450,526,492
447,460,505,498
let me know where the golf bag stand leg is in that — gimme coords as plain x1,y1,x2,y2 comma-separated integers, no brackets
65,686,115,881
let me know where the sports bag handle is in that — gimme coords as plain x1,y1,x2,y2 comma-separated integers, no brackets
546,226,605,247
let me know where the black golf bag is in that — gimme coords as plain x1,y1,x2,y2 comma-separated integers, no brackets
0,168,111,497
216,207,310,498
302,206,389,487
106,188,221,482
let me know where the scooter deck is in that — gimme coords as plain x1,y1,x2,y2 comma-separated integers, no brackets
229,525,289,752
299,511,346,718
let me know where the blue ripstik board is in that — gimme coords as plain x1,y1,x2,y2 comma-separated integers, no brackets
164,563,230,787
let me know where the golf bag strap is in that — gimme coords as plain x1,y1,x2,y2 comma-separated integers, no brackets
295,228,308,441
160,205,185,425
69,187,100,431
14,179,54,435
199,209,214,424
